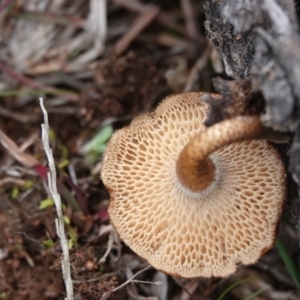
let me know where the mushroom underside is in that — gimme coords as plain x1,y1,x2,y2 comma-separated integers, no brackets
101,92,286,278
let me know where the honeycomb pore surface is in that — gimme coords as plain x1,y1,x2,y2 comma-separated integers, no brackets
101,92,286,278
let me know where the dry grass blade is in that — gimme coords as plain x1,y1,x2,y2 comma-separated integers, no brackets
113,5,160,56
0,177,28,187
100,265,152,299
0,106,40,123
0,60,47,89
112,0,146,12
71,0,107,67
180,0,198,41
112,0,185,35
184,47,211,92
98,228,114,264
0,128,39,168
39,97,74,300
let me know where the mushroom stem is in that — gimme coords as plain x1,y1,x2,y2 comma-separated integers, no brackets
176,116,276,192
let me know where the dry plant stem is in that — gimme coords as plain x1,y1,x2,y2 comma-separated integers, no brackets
180,0,198,41
112,0,145,12
0,60,78,101
19,11,85,28
0,177,27,187
113,5,160,56
100,265,152,300
0,107,40,123
184,46,211,92
112,0,185,35
0,60,46,89
0,128,39,168
176,116,267,192
98,229,114,264
39,98,74,300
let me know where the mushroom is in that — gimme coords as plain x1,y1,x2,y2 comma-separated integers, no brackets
101,92,286,278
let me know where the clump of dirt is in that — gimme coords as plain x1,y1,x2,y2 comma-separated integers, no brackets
79,51,169,129
0,197,64,300
72,248,124,299
0,184,125,299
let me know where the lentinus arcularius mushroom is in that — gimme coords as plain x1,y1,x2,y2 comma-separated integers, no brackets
101,92,286,278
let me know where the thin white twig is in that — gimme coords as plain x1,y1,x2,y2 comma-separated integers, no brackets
112,265,151,292
98,229,114,264
100,265,151,299
130,279,165,285
39,97,74,300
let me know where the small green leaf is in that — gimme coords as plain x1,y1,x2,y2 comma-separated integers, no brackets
39,198,54,209
61,202,67,212
217,277,256,300
84,151,101,165
63,215,71,225
23,180,33,189
42,239,54,249
67,229,77,249
98,265,105,273
0,291,6,299
95,144,107,154
81,125,113,154
58,158,70,169
11,187,19,199
68,48,81,60
59,145,69,159
49,129,57,142
68,238,74,249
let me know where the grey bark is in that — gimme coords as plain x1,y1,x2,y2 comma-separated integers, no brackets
204,0,300,243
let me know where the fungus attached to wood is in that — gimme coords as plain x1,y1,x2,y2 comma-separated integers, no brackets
101,92,286,278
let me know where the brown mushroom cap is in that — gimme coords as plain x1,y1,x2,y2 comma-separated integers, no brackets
101,92,286,278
